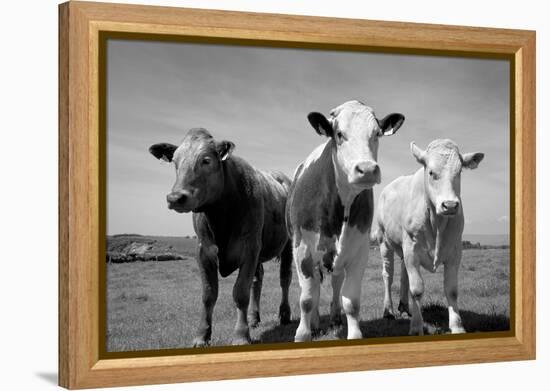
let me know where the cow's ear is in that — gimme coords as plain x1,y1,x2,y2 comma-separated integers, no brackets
410,142,426,166
307,112,334,138
149,143,177,162
216,140,235,161
378,113,405,136
462,152,484,169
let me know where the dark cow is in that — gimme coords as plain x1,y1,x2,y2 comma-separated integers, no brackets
286,100,405,341
149,128,292,346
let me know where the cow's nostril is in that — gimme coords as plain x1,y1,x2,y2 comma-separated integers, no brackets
167,192,187,205
354,162,379,177
442,201,459,211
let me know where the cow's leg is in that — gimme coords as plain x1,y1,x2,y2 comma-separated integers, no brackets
278,241,292,325
381,242,395,319
310,268,321,333
444,260,466,334
398,261,411,317
247,263,264,328
192,243,219,348
341,252,368,340
294,240,320,342
229,236,263,346
330,271,344,329
231,259,258,345
404,245,424,336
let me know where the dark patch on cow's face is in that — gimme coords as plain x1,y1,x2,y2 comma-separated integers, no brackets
348,189,374,233
153,128,235,214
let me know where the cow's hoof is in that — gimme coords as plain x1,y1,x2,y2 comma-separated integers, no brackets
347,328,363,340
398,302,411,318
383,308,396,320
232,329,251,345
294,328,312,342
248,312,261,328
330,313,343,328
192,337,210,348
450,326,466,334
231,336,252,346
279,304,291,325
408,325,424,336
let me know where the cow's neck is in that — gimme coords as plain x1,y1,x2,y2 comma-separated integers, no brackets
423,184,449,272
331,149,364,220
200,160,238,236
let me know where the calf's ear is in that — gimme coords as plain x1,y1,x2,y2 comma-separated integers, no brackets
307,112,334,138
378,113,405,136
462,152,485,169
216,140,235,161
410,142,426,165
149,143,178,162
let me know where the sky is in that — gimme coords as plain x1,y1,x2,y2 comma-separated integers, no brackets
106,39,510,238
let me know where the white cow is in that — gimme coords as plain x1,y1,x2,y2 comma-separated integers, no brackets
372,139,484,335
286,100,405,341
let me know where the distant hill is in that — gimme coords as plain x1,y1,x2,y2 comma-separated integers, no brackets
463,234,509,246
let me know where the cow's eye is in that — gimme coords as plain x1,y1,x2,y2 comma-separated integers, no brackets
429,170,439,180
201,157,211,165
336,131,346,142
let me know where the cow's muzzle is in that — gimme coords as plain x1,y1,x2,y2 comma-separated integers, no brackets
441,200,460,216
351,161,381,186
166,190,194,213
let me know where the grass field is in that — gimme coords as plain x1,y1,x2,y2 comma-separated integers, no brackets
106,236,509,352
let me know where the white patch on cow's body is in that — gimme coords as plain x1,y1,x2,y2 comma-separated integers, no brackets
294,141,330,182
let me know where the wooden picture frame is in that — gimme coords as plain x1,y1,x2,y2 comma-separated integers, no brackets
58,1,536,389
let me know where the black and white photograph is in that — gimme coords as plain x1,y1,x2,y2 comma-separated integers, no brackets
105,39,510,352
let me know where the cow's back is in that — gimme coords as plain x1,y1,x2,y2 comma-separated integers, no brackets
257,169,292,261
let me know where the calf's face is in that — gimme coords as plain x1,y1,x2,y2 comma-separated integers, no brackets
149,128,235,213
308,100,404,190
411,139,484,216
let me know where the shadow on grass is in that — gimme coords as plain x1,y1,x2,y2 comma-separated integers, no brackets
257,303,510,344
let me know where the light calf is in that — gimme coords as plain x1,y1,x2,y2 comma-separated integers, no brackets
373,139,484,335
287,100,405,341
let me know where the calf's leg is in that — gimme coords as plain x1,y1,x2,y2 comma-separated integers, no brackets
444,261,466,333
193,243,219,347
398,261,411,317
381,242,395,318
278,241,292,325
248,263,264,328
404,247,424,336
